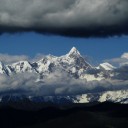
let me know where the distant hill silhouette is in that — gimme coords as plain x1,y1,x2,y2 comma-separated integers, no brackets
0,102,127,128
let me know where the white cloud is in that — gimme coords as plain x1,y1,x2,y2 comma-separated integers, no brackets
0,54,29,64
105,52,128,66
0,53,46,64
121,53,128,59
0,73,37,95
0,70,127,96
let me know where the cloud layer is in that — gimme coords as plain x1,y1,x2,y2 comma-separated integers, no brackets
0,53,46,64
0,54,29,64
0,0,128,37
105,52,128,66
0,71,128,96
0,52,128,96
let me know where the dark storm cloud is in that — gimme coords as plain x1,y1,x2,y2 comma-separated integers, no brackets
0,0,128,37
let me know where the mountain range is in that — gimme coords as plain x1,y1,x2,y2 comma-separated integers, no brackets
0,47,128,104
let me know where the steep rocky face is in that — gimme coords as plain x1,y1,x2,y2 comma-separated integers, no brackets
0,61,11,75
65,47,92,70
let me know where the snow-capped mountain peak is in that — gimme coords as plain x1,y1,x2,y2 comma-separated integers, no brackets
0,48,116,79
67,47,81,57
9,61,35,73
99,62,116,71
64,47,92,70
